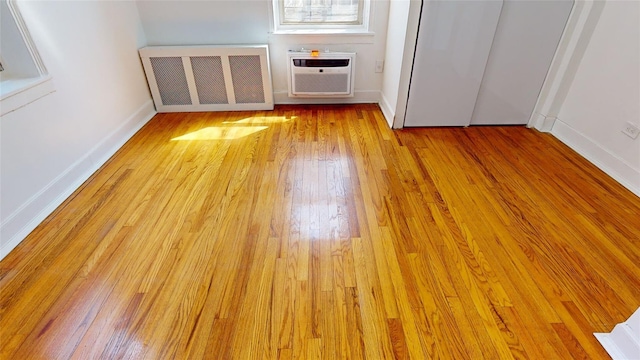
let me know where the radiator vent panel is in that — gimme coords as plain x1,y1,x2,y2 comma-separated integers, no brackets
190,56,228,105
150,57,191,106
229,55,265,104
140,45,273,112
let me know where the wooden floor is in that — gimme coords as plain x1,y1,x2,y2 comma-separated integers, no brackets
1,104,639,359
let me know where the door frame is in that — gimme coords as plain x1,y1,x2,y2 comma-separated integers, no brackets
526,0,605,132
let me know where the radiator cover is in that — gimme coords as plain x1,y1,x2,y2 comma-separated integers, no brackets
139,45,273,112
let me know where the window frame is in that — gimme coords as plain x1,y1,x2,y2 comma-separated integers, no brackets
271,0,372,35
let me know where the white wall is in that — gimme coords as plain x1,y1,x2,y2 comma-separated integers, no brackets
0,1,155,258
137,0,270,45
136,0,390,104
551,0,640,196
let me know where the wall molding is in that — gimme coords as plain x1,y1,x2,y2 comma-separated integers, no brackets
273,90,379,105
551,119,640,198
530,113,557,133
0,100,156,260
594,307,640,360
379,92,394,127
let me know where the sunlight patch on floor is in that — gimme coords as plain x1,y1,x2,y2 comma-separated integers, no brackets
223,116,296,125
171,126,268,141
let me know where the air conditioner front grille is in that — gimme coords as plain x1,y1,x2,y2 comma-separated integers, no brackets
295,74,350,94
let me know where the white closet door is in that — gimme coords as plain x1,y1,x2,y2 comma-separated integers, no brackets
404,0,503,127
470,0,574,125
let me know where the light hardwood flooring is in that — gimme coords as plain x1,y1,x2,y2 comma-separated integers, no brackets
1,104,639,359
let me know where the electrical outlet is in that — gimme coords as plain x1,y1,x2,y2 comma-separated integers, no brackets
622,121,640,139
375,60,384,73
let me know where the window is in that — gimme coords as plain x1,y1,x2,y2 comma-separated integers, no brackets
272,0,371,34
0,0,47,81
1,0,53,116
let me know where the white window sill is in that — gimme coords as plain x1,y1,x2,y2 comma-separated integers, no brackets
272,29,375,36
269,29,375,44
1,75,55,116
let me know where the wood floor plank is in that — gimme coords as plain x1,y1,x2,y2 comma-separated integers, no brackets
2,105,639,359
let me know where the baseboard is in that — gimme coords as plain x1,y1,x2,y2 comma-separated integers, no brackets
379,93,395,128
529,112,557,133
551,119,640,198
273,90,380,105
594,307,640,360
0,100,156,260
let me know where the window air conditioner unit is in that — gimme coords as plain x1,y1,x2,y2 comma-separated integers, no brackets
287,51,356,98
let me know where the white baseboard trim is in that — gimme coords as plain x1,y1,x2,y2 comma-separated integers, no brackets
379,93,395,128
530,112,557,133
0,100,156,260
594,307,640,360
273,90,380,105
551,119,640,198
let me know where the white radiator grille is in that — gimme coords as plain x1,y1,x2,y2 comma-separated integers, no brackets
150,57,191,106
190,56,228,105
229,55,265,104
140,45,273,112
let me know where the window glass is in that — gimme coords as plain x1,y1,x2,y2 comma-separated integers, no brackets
273,0,370,33
281,0,362,24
